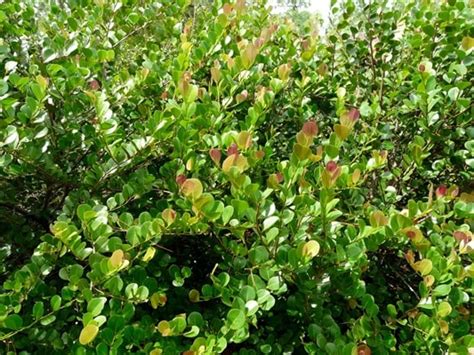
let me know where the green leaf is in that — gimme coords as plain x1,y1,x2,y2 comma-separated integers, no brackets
40,315,56,326
245,300,259,316
433,284,451,296
87,297,107,317
0,79,8,95
249,246,269,265
227,309,246,330
183,325,200,337
4,125,19,146
267,276,282,291
387,304,397,317
262,216,279,231
4,314,23,330
240,286,256,301
422,24,435,36
169,316,187,334
125,283,139,299
126,226,141,246
448,87,460,101
222,205,234,225
213,272,230,288
50,295,62,311
359,101,371,117
33,302,44,320
136,286,149,300
187,312,204,327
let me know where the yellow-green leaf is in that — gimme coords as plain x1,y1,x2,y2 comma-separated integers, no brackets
181,178,203,200
109,250,124,269
302,240,320,259
414,259,432,276
438,302,452,317
277,63,291,80
334,124,351,140
157,320,171,336
241,43,258,68
189,289,200,303
236,131,252,150
295,131,311,147
222,154,249,173
461,36,474,51
162,208,176,225
142,247,156,262
404,227,424,243
351,169,361,184
424,275,435,287
79,324,99,345
293,143,311,161
370,210,388,227
150,292,167,309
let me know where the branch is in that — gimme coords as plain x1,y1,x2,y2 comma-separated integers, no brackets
0,202,50,231
112,21,151,49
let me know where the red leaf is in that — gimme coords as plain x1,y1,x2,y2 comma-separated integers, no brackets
348,108,360,121
302,120,318,137
209,148,222,165
326,161,338,173
227,143,239,155
176,174,187,186
435,185,447,198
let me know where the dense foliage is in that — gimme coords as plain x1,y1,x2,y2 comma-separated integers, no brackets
1,0,473,353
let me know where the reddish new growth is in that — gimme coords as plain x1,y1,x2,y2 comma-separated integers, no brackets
326,161,338,173
435,185,447,198
357,344,371,355
227,143,239,155
453,231,469,244
406,230,416,239
254,37,264,48
302,120,318,137
404,251,415,264
275,172,284,183
348,108,360,121
209,148,221,164
88,79,101,90
301,39,310,50
450,186,459,198
255,150,265,159
176,174,187,186
183,71,192,82
223,3,233,14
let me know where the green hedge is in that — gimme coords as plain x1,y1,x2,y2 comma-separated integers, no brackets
0,0,473,354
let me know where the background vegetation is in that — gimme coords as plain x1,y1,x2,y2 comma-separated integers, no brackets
0,0,473,353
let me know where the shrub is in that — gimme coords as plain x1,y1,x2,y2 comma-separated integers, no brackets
0,0,473,354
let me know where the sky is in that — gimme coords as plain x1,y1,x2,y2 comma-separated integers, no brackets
305,0,331,18
269,0,331,27
269,0,331,17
